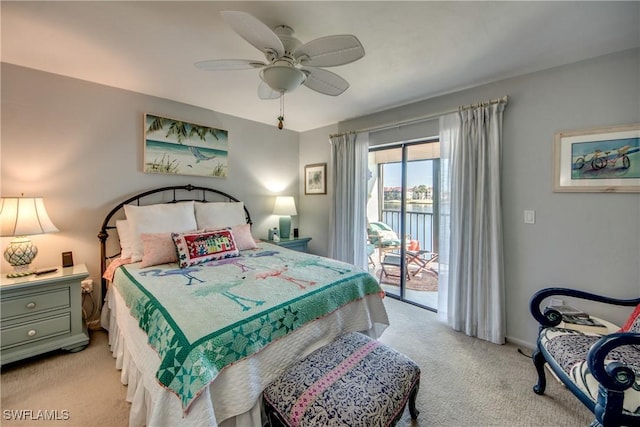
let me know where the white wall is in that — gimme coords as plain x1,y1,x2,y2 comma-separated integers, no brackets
298,124,338,256
1,64,300,308
299,48,640,347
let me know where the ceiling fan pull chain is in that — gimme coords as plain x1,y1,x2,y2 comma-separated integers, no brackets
278,95,285,130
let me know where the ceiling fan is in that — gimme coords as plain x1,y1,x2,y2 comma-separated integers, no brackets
195,11,366,100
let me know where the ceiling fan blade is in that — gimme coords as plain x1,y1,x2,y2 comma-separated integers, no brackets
195,59,265,71
294,35,365,67
258,81,282,99
301,67,349,96
221,11,284,58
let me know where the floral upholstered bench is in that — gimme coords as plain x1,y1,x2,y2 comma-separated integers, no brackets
263,331,420,427
530,288,640,427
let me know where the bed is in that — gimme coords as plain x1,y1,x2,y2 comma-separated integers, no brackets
97,185,390,427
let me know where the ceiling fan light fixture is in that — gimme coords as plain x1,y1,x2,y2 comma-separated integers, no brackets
260,66,307,94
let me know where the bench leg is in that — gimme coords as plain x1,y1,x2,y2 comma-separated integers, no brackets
263,398,289,427
408,380,420,419
532,347,547,395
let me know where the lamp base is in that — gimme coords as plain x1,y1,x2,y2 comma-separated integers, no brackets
4,237,37,278
279,216,292,239
5,265,35,278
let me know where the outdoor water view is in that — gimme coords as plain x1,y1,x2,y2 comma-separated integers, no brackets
380,160,435,252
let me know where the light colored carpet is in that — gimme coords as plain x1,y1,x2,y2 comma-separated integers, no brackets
1,298,592,426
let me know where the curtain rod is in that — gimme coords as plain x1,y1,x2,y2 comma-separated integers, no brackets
353,95,508,134
329,130,356,140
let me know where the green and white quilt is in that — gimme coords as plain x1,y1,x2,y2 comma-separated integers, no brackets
111,242,383,411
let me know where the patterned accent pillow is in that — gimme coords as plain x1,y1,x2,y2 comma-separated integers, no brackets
139,232,178,268
172,229,239,268
206,223,257,250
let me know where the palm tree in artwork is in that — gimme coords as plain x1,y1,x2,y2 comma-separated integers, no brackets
147,116,188,143
167,121,188,143
190,126,220,141
147,115,166,133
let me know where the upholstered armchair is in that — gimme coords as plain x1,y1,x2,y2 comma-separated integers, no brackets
530,288,640,427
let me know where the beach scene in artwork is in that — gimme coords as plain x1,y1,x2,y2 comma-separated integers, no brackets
571,137,640,180
144,114,228,177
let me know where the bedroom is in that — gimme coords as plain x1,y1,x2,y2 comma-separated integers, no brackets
1,1,639,426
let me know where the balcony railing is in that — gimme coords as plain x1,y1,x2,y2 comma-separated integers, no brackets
380,208,435,253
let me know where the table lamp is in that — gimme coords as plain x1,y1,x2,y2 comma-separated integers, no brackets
273,196,297,239
0,197,59,277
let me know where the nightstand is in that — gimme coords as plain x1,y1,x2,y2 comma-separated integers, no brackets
0,264,90,365
267,237,312,253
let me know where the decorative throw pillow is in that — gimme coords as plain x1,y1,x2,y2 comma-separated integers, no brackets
620,303,640,333
172,229,239,268
139,232,178,268
206,223,257,250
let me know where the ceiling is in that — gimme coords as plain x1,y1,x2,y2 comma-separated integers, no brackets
2,1,639,132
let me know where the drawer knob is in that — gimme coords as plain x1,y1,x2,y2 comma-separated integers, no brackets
26,302,36,309
27,329,37,337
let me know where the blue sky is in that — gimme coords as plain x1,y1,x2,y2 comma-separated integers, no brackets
383,161,433,188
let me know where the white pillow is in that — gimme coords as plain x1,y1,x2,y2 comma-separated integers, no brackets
116,219,133,259
194,202,246,230
124,201,197,262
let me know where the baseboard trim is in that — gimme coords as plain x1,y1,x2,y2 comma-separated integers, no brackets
506,335,535,351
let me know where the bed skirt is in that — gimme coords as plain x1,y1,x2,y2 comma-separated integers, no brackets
101,285,389,427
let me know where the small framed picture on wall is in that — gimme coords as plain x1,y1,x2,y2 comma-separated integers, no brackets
304,163,327,195
553,123,640,192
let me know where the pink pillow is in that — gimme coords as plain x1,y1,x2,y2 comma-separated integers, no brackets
232,223,258,250
139,233,178,268
620,303,640,332
172,229,239,268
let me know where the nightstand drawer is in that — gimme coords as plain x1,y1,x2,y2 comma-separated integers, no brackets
1,313,71,349
1,288,70,320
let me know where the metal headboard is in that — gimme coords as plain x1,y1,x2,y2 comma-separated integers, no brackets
97,184,252,302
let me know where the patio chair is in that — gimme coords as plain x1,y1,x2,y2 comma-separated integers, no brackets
367,221,402,262
367,239,376,268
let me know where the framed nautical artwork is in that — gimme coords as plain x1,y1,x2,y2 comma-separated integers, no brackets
144,113,228,178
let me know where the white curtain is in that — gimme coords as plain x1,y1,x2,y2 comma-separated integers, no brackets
328,132,369,270
438,102,506,344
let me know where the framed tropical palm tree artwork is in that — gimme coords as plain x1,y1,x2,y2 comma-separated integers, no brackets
144,113,229,178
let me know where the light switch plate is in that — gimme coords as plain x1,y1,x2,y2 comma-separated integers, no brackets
524,210,535,224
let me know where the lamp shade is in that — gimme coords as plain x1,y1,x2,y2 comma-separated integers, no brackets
1,197,59,276
273,196,297,216
0,197,59,237
260,65,307,93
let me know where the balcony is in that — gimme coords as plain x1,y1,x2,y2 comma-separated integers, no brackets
369,206,439,310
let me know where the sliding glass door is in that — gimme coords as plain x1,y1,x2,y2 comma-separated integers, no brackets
367,140,440,311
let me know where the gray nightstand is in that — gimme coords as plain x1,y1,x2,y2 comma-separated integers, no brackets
0,264,89,365
266,237,312,253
